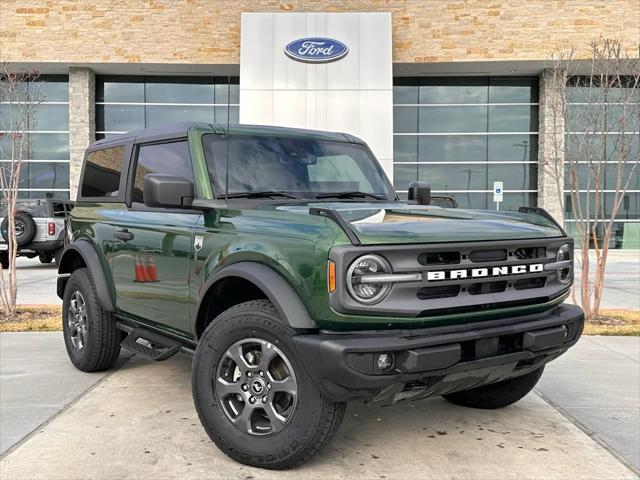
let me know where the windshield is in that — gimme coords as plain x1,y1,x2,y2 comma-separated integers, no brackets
202,134,395,200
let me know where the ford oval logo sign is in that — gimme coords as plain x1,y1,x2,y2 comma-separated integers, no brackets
284,37,348,63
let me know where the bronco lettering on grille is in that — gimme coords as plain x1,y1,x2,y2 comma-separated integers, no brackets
426,263,544,281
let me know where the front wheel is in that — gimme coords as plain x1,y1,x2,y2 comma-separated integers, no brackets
192,300,346,469
62,268,121,372
442,366,544,409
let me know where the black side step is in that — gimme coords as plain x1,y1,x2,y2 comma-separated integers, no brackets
120,328,182,361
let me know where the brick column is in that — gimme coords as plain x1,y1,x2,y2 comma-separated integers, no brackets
68,67,95,200
537,68,566,224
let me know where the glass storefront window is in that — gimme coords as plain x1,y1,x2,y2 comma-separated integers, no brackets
97,77,144,103
393,77,538,210
488,134,537,161
27,133,70,160
393,106,418,133
418,135,487,162
393,163,536,194
488,105,538,132
418,77,488,104
488,77,538,103
0,133,69,161
96,104,145,132
418,105,487,133
565,78,639,249
96,75,240,139
565,192,640,220
0,75,70,199
17,162,69,190
145,105,214,127
393,136,418,162
146,77,216,104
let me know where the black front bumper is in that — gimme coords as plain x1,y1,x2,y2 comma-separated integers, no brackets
294,304,584,404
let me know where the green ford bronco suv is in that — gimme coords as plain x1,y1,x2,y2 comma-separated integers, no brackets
58,121,583,469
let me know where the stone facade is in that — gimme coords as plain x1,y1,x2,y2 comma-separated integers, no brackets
538,68,566,223
1,0,638,65
68,67,95,199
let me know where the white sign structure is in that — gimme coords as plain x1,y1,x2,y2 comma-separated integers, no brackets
239,12,393,180
493,181,504,210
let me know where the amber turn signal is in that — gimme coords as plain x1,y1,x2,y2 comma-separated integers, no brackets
327,260,336,293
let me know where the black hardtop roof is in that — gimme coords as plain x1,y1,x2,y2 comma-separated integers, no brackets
91,122,364,147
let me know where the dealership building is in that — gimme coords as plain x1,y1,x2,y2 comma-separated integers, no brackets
2,1,639,247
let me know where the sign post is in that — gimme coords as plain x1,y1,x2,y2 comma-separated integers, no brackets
493,181,503,211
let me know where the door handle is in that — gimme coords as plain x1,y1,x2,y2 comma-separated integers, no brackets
113,229,134,242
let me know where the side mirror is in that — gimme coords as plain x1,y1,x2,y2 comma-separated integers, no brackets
408,181,431,205
143,174,194,208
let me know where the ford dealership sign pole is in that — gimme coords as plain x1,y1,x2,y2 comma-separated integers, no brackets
284,38,349,63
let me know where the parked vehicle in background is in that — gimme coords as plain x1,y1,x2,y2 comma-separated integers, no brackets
57,122,584,469
0,196,69,268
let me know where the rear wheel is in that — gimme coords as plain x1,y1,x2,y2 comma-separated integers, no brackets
62,268,121,372
442,367,544,409
192,300,346,469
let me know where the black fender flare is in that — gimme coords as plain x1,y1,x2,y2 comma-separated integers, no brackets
57,240,115,312
197,262,318,332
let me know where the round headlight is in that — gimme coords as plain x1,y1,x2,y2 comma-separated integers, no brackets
346,254,392,304
556,243,573,284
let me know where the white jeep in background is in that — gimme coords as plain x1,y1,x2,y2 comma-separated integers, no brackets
0,197,70,268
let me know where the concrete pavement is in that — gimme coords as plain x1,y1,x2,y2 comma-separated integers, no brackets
1,333,638,480
536,335,640,471
14,257,59,305
0,332,127,454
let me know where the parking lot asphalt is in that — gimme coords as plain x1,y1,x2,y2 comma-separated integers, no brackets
0,333,638,480
13,250,640,309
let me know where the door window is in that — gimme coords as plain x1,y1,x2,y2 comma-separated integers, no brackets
81,146,126,198
131,140,194,203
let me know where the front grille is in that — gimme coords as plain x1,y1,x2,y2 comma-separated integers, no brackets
467,281,508,295
514,247,546,260
514,276,546,290
409,240,567,315
417,285,460,300
418,251,460,266
329,237,571,317
469,249,507,263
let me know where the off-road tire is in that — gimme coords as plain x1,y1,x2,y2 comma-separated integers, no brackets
443,367,544,409
192,299,346,470
39,252,54,264
1,212,37,246
62,268,121,372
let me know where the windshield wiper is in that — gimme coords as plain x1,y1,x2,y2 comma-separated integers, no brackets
314,191,386,200
225,191,304,200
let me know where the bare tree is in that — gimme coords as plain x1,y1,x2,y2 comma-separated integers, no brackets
545,38,640,316
0,63,42,318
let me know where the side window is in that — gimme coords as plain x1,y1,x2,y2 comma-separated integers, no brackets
131,140,194,204
81,146,125,198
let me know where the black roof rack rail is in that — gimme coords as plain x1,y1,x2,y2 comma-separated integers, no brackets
309,207,361,246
